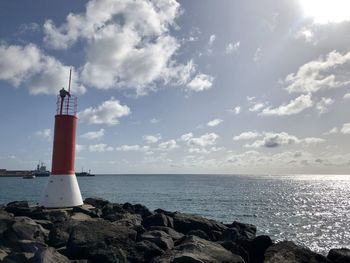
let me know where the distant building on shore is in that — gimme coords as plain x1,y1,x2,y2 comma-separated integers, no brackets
0,169,33,177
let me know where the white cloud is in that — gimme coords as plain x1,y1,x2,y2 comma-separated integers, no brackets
116,145,149,152
304,137,326,144
158,139,178,150
207,118,223,127
233,131,260,141
245,132,325,148
179,133,194,142
186,73,214,92
150,118,160,124
42,0,209,95
344,93,350,99
78,98,130,126
0,43,85,95
188,133,219,147
229,106,241,114
323,127,338,135
88,144,114,152
341,123,350,134
35,128,52,140
253,48,262,63
316,97,334,114
143,134,161,144
80,129,105,140
295,27,315,43
247,96,255,101
249,102,265,112
208,34,216,46
285,50,350,93
245,132,300,148
76,144,85,153
226,41,240,54
260,94,313,116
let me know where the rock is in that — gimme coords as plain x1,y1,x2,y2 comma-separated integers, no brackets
70,212,93,221
218,241,250,263
101,203,125,218
0,211,15,244
132,204,153,219
15,240,47,253
3,217,49,248
66,219,137,260
106,212,142,226
171,254,204,263
149,226,184,241
155,235,244,263
264,241,329,263
84,197,109,209
72,206,102,218
0,248,8,261
327,248,350,263
33,220,53,231
48,221,77,248
31,247,70,263
172,212,227,236
228,221,257,240
143,213,174,229
5,202,43,219
187,230,210,240
249,235,273,263
141,230,174,251
79,242,127,263
154,208,175,217
135,240,164,262
40,210,69,223
2,252,34,262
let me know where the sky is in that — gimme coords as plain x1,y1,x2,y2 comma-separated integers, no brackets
1,0,350,174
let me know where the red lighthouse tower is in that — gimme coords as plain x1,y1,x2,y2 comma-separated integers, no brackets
40,70,83,207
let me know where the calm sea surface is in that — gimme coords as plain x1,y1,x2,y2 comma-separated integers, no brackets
0,174,349,254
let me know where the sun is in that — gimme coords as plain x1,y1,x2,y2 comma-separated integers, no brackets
299,0,350,24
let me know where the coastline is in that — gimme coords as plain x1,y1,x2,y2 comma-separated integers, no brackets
0,198,349,263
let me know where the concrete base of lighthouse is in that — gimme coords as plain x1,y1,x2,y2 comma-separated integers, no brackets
40,174,83,208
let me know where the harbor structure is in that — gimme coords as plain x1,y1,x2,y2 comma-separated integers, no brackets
40,70,83,208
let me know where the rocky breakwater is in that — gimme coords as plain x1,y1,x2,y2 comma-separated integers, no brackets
0,198,349,263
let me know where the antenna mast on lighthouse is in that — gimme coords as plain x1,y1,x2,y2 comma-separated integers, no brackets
40,69,83,208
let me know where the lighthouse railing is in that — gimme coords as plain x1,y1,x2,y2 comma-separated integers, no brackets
56,95,77,116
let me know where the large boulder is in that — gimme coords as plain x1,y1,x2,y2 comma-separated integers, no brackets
84,197,109,209
154,235,244,263
135,240,164,262
172,212,227,236
264,241,329,263
327,248,350,263
0,211,15,245
226,221,257,240
141,230,174,251
48,220,78,248
3,217,49,248
72,206,102,218
149,226,184,241
143,213,174,229
31,247,70,263
249,235,273,263
66,219,137,260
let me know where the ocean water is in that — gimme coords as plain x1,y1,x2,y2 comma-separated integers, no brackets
0,174,349,254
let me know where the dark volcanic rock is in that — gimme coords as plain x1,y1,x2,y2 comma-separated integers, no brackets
66,219,137,260
172,212,227,236
249,235,273,263
31,247,70,263
264,241,329,263
84,197,109,209
187,229,210,240
3,217,49,248
154,235,244,263
218,241,250,263
327,248,350,263
85,242,127,263
48,220,79,248
143,213,174,229
149,226,184,241
227,221,257,240
141,230,174,251
135,240,164,262
72,206,102,218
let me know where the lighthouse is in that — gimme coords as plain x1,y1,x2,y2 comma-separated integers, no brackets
40,70,83,208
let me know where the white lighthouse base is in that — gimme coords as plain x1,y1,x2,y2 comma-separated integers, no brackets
40,174,83,208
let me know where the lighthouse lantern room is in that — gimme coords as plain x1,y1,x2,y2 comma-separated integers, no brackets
40,70,83,208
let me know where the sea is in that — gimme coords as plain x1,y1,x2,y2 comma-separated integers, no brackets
0,174,349,254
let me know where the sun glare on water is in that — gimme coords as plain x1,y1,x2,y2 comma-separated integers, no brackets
300,0,350,24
